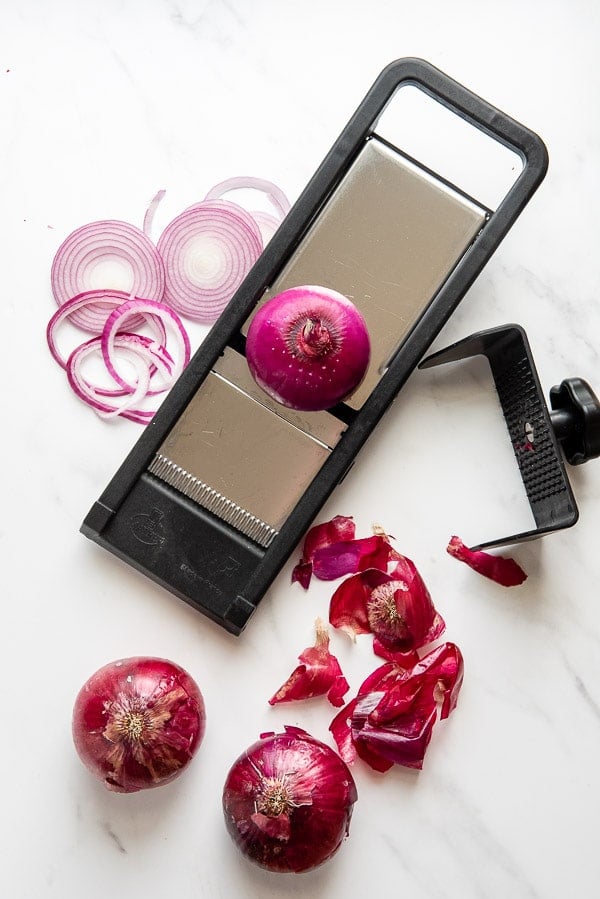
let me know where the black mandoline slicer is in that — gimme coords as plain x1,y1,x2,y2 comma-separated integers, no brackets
82,57,549,634
419,324,600,550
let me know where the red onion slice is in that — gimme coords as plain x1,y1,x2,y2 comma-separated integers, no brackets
204,176,291,221
101,298,191,390
248,209,281,245
143,189,166,239
67,336,168,422
156,199,263,323
51,219,165,332
46,289,167,370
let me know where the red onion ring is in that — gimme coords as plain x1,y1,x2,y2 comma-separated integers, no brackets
143,189,166,239
46,289,168,371
101,298,191,391
51,220,165,332
248,209,281,245
67,336,168,422
156,200,263,323
203,176,291,221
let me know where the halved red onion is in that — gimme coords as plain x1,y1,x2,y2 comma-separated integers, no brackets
245,286,371,411
156,199,263,323
268,619,349,708
51,220,165,331
203,175,291,221
446,535,527,587
100,298,191,392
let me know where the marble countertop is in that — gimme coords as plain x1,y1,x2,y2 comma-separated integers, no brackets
3,1,600,897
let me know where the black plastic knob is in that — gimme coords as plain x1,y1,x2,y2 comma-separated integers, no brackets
549,378,600,465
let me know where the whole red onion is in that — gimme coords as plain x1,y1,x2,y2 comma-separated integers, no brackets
245,286,371,411
222,726,357,873
72,657,206,793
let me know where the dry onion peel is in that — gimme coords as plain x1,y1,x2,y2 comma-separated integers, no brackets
268,619,349,708
329,554,446,654
447,535,527,586
330,642,464,772
292,514,356,589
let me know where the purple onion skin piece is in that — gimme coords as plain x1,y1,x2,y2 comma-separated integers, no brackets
245,286,371,411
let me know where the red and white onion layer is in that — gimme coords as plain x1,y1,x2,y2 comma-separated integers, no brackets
156,199,263,323
203,176,291,221
67,334,173,423
46,289,168,372
51,219,165,332
100,298,191,392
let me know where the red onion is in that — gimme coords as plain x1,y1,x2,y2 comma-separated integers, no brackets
156,199,263,323
245,286,371,411
222,726,357,873
72,656,205,793
446,535,527,586
51,220,165,332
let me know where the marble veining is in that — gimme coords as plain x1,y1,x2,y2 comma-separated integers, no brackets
2,1,600,898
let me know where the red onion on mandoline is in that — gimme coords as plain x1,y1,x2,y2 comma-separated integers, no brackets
222,726,357,873
72,657,205,793
246,286,371,411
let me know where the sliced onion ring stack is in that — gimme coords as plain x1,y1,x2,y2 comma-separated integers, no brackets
51,219,166,332
47,290,190,423
156,199,263,323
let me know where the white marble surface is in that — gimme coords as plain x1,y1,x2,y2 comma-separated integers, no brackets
2,1,600,897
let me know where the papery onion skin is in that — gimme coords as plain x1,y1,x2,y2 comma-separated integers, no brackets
447,535,527,587
222,726,357,873
268,619,349,708
246,286,371,412
292,514,356,589
330,643,464,772
72,657,205,793
329,555,445,654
